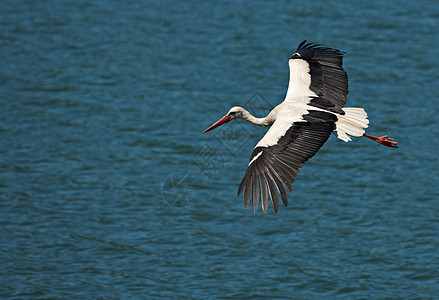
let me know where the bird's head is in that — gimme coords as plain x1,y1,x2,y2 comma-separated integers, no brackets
204,106,245,133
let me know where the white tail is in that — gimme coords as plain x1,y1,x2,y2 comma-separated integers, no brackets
335,107,369,142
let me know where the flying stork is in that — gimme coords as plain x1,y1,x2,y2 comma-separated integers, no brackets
204,40,398,214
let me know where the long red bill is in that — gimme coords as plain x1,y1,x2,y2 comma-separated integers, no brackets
204,115,230,133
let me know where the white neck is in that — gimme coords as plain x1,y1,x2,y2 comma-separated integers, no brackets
241,109,274,126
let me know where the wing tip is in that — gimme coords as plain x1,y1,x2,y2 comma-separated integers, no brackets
295,40,345,56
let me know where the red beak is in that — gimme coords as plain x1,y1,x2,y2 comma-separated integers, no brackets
204,115,230,133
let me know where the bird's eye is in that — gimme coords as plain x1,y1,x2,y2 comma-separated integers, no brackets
229,112,236,116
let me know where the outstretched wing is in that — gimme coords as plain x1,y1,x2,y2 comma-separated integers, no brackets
237,110,337,214
285,40,349,113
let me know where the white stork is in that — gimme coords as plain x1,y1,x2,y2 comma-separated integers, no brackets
204,41,398,214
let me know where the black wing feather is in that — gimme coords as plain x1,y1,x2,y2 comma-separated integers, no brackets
292,40,349,114
238,110,337,214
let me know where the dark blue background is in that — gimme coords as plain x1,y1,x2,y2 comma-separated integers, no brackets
1,0,438,298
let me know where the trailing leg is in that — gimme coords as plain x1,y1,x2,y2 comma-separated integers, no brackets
363,133,398,148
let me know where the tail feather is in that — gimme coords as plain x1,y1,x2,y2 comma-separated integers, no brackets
336,107,369,142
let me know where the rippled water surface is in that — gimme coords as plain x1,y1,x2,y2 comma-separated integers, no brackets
1,0,438,298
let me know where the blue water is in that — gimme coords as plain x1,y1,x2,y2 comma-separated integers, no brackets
1,0,438,298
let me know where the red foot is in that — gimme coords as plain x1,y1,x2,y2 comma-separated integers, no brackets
363,134,398,148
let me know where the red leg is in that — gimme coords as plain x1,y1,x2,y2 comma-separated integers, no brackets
363,134,398,148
